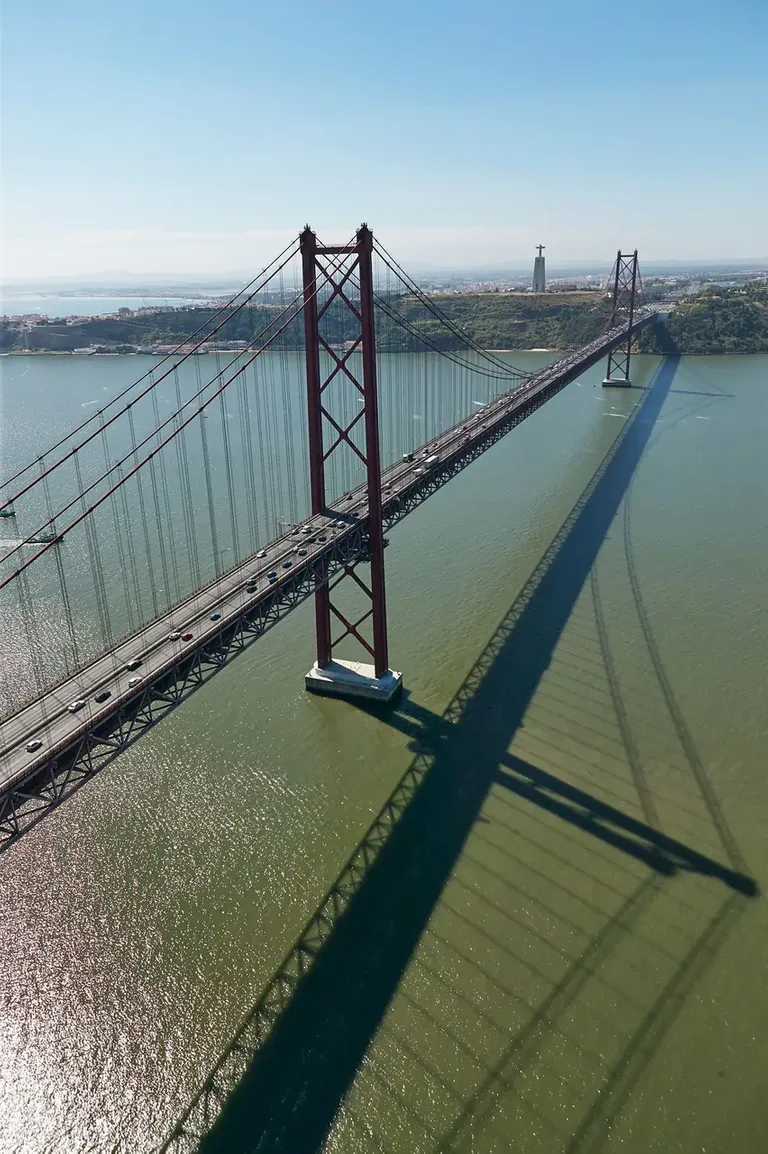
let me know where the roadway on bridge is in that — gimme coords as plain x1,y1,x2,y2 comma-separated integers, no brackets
0,313,658,801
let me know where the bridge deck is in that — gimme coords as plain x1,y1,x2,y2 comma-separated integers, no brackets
0,313,658,829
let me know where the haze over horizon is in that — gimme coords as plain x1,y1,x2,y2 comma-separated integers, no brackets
4,251,768,294
2,0,767,279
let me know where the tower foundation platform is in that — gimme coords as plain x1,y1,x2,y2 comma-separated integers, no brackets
602,377,632,388
305,659,403,703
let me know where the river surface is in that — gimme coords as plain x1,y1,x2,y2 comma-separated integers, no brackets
0,352,766,1153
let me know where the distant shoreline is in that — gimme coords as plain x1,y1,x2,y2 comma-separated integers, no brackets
5,343,765,357
3,283,767,356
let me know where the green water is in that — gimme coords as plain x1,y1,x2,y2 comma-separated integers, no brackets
0,348,520,713
0,352,766,1153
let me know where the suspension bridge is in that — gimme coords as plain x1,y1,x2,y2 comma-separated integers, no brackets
0,227,660,848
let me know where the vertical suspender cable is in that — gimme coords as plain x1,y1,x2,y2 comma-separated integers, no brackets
40,461,78,673
127,406,159,620
100,415,135,634
173,367,201,590
264,349,283,528
238,360,260,550
294,257,310,518
199,407,221,577
148,453,171,613
252,359,273,541
116,458,143,624
53,542,79,671
278,270,299,527
219,387,240,566
73,448,113,649
17,568,45,694
151,377,181,604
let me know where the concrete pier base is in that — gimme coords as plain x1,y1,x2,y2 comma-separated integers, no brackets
602,377,632,388
305,659,403,704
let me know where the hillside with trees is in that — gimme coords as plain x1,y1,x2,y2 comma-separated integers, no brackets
0,292,614,355
637,282,768,355
2,283,767,355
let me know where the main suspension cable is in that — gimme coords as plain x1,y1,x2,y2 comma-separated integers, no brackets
373,238,532,377
0,239,355,594
0,239,301,513
373,287,528,384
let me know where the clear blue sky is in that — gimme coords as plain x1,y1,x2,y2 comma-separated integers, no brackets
2,0,766,277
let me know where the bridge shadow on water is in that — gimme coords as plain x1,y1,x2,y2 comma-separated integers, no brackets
161,356,757,1154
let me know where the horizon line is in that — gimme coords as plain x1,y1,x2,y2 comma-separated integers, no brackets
4,255,767,289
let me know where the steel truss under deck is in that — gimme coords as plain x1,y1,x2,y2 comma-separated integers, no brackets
0,308,660,851
0,524,370,847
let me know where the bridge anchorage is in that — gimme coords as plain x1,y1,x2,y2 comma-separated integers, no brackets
300,224,401,703
603,249,640,387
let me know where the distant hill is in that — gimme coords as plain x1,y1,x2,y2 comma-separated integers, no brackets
2,283,767,356
638,282,768,355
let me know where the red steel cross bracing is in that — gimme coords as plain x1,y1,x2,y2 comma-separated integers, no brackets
605,249,640,384
300,225,390,678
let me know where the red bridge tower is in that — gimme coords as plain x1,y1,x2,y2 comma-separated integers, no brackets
300,224,402,704
603,249,639,387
